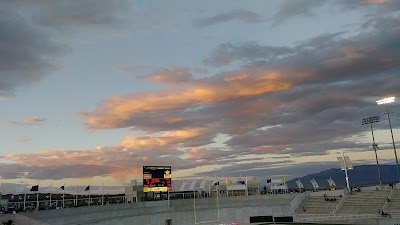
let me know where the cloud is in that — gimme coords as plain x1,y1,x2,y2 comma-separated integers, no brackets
192,160,313,179
121,128,206,149
0,9,65,97
271,0,400,25
193,9,262,28
203,41,295,67
138,67,194,83
74,13,400,181
17,136,32,143
17,0,130,30
272,0,325,25
9,117,47,126
116,64,146,74
0,0,129,96
79,69,295,129
2,6,400,182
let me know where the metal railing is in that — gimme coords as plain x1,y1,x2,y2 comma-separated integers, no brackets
295,213,381,222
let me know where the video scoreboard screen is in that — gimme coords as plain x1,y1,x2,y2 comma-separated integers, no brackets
143,166,172,192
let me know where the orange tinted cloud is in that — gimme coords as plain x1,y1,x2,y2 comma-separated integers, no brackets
139,67,193,83
80,69,296,129
121,128,205,149
186,147,215,161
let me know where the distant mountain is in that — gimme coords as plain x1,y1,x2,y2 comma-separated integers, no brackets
286,164,399,190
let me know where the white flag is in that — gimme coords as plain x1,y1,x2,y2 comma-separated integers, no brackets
199,180,207,189
211,177,219,185
327,177,336,187
189,181,197,190
310,178,319,190
295,179,304,189
179,181,187,191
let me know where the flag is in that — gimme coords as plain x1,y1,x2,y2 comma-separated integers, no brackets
252,178,259,185
295,179,304,189
212,177,219,185
189,181,197,190
280,178,286,184
199,180,207,189
226,179,233,186
60,185,65,190
30,185,39,192
85,185,90,191
310,178,319,190
327,177,336,187
179,181,187,191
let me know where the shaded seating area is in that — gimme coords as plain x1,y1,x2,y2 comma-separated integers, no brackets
386,189,400,212
337,189,390,214
296,196,341,214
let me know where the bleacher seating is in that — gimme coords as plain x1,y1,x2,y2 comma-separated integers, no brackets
387,189,400,212
337,189,390,214
296,196,341,214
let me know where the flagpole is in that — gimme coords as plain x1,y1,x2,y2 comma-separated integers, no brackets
88,184,91,206
49,183,52,209
63,183,65,208
167,189,170,207
23,182,27,211
245,178,248,196
102,183,104,205
76,184,78,207
36,181,39,211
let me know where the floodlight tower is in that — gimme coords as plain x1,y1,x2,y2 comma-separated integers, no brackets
338,152,352,192
362,116,382,186
377,96,399,183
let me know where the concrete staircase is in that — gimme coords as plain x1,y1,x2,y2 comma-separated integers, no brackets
337,189,390,214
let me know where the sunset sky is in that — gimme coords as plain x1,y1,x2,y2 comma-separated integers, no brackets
1,0,399,188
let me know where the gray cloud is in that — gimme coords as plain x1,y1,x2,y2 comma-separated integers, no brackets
272,0,400,26
9,117,47,126
194,160,338,181
203,42,295,67
0,9,65,97
0,0,129,97
25,0,130,30
193,9,262,28
272,0,325,25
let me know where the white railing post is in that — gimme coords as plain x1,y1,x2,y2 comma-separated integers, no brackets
333,192,349,215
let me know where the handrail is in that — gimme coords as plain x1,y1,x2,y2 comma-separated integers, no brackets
333,192,349,214
289,192,307,212
295,213,381,222
383,186,397,211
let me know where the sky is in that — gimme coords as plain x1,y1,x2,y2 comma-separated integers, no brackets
1,0,400,189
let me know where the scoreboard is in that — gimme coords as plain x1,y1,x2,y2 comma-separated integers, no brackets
143,166,172,192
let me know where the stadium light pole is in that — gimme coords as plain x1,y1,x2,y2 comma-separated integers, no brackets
362,116,382,186
377,96,399,183
337,152,352,192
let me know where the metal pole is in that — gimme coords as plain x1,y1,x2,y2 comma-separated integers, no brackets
343,153,350,191
386,105,400,183
370,123,383,186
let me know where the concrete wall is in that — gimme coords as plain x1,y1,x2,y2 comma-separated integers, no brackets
22,193,298,225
